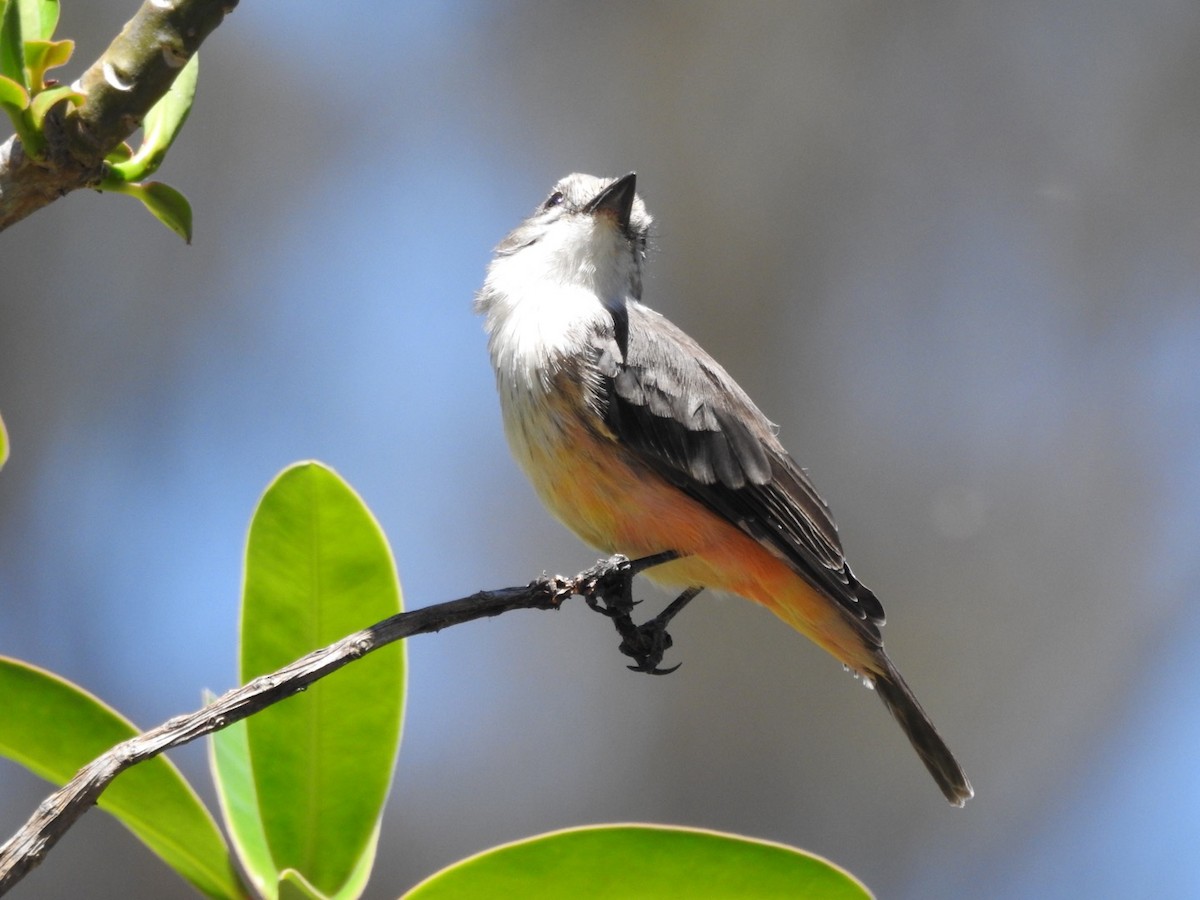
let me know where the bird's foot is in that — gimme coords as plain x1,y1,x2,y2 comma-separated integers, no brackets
576,553,696,675
618,586,702,675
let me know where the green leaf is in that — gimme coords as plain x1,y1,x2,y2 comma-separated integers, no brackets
402,825,874,900
105,139,134,163
0,409,9,469
110,51,198,182
0,658,244,900
93,52,198,237
209,699,277,900
18,0,57,42
24,37,72,88
329,821,381,900
0,0,26,89
113,179,195,243
0,67,43,156
97,178,193,242
0,71,25,108
240,462,406,898
0,71,39,154
280,870,331,900
209,693,378,900
137,181,194,243
28,81,80,129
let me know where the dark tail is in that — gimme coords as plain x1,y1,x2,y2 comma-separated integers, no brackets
873,660,974,806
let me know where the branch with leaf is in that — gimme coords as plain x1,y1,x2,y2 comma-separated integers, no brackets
0,0,232,239
0,463,872,899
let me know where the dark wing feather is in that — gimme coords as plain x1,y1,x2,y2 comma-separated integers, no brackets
592,302,885,643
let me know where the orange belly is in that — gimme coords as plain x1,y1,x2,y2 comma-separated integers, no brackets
504,388,878,674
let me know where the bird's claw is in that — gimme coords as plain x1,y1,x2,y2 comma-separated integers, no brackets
620,616,681,675
627,661,682,676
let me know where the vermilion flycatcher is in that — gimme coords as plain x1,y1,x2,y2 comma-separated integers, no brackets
476,172,972,805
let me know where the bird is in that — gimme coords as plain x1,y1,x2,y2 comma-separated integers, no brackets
475,172,972,806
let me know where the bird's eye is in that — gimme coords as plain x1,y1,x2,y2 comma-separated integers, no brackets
543,191,565,210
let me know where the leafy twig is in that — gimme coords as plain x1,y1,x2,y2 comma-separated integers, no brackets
0,0,234,231
0,554,682,896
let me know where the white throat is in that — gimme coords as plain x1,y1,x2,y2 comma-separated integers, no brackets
479,215,635,395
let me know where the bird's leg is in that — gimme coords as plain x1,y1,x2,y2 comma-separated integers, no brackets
619,586,703,675
576,552,696,675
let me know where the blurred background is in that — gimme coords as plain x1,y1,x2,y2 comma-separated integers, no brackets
3,1,1199,897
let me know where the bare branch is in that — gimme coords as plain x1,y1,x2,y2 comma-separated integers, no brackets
0,555,664,896
0,0,236,231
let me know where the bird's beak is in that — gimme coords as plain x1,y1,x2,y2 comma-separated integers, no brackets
585,172,637,231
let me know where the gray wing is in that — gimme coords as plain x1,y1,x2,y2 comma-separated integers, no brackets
592,301,885,643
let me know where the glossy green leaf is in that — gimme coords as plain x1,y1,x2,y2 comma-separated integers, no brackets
0,409,9,469
209,700,277,900
0,0,26,89
17,0,57,42
402,825,873,900
110,51,198,182
241,462,405,898
0,658,244,900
